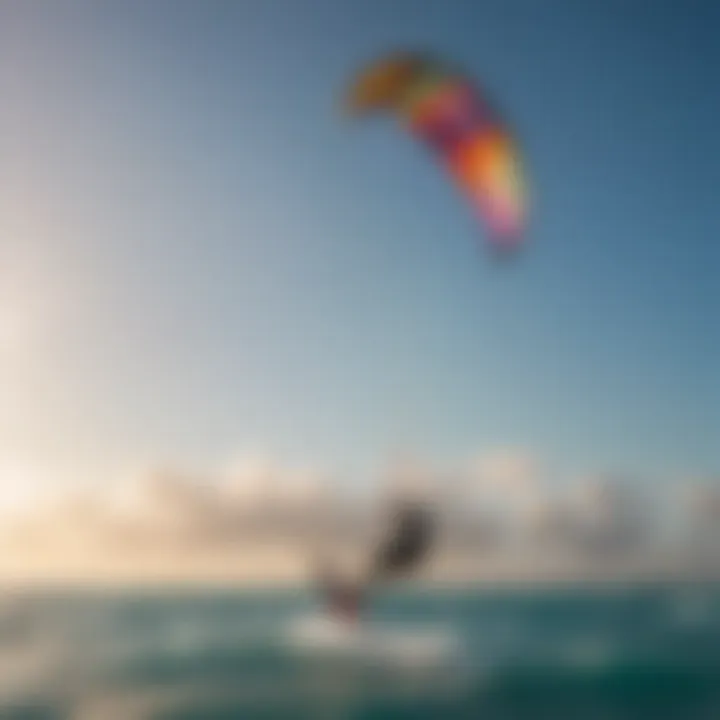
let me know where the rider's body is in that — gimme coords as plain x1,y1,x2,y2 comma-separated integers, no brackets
315,499,433,625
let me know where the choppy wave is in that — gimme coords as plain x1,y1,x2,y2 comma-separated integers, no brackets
0,583,717,719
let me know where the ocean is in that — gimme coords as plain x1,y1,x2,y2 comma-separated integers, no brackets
0,583,718,719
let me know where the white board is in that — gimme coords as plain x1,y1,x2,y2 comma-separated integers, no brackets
286,614,463,668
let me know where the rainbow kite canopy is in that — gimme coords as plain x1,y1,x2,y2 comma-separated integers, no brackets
345,52,527,253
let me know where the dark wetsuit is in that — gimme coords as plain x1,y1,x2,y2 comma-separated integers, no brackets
371,502,433,579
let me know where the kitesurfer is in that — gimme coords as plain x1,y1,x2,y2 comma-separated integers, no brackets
314,498,435,625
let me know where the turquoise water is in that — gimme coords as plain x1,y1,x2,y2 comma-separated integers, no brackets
0,584,718,718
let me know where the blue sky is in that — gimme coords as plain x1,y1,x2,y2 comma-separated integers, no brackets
0,0,717,496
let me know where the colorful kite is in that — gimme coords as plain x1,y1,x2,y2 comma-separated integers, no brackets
345,51,527,254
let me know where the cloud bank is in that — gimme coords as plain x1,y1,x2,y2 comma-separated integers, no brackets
0,450,717,586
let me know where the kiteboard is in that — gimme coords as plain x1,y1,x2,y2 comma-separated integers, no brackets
286,614,463,668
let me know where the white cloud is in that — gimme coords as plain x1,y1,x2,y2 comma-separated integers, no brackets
0,452,716,585
223,453,280,507
469,448,541,508
680,480,720,537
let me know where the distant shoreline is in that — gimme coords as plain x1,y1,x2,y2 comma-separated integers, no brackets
0,569,716,596
0,537,717,594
